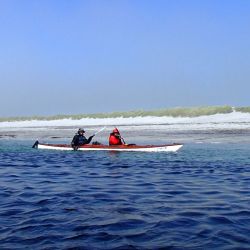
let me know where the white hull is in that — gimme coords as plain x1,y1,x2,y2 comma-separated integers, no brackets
36,143,183,152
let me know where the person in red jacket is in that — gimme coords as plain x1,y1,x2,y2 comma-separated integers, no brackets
109,128,125,145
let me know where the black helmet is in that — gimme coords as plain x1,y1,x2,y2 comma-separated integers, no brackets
78,128,85,134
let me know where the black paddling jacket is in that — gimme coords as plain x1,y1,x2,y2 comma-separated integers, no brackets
71,134,93,147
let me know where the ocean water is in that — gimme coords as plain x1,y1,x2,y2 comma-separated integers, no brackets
0,119,250,249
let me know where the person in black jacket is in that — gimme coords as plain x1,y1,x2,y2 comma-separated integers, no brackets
71,128,94,150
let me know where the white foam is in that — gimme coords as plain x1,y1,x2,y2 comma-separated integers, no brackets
1,112,250,130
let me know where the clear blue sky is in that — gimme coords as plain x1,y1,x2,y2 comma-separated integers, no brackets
0,0,250,117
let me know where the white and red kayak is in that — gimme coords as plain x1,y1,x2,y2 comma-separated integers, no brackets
32,141,183,152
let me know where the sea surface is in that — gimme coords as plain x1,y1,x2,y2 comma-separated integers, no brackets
0,122,250,249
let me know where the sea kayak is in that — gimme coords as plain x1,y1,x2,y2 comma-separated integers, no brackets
32,141,183,152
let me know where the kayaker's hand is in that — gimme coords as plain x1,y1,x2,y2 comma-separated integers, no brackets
88,135,95,142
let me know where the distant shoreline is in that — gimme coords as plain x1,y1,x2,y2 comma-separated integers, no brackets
0,106,250,123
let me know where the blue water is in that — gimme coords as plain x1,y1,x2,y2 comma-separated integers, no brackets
0,140,249,249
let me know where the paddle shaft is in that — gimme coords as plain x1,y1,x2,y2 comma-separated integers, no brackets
93,126,106,136
116,134,126,144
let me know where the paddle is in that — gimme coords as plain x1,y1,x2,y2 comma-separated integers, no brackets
119,136,135,146
32,140,39,149
120,136,126,145
92,126,106,136
117,131,136,146
88,126,106,143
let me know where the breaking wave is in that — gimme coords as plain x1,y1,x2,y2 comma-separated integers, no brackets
1,110,250,131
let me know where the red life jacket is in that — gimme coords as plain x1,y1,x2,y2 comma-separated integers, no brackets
109,133,123,145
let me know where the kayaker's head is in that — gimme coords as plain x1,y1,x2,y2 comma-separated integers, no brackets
78,128,85,135
113,128,120,134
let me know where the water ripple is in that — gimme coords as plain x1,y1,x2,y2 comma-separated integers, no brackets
0,142,249,249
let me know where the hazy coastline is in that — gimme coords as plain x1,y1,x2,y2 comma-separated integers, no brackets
1,106,250,123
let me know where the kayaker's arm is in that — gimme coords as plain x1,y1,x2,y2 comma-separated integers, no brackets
71,135,79,150
71,135,77,145
87,135,95,144
116,134,126,145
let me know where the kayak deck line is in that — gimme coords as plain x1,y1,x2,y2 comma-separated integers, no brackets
33,141,183,152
